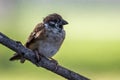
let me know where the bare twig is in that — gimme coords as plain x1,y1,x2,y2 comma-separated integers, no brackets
0,32,90,80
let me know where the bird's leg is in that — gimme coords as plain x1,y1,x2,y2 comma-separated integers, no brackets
34,49,41,62
50,58,58,71
50,58,58,65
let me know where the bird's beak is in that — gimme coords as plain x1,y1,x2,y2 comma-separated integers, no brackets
61,19,68,25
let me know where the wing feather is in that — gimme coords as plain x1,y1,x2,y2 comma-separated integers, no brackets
25,23,45,49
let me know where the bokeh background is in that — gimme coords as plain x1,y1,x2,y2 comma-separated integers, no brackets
0,0,120,80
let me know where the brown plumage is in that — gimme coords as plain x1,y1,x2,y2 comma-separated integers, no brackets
10,13,68,63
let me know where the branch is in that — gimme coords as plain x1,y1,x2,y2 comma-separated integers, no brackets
0,32,90,80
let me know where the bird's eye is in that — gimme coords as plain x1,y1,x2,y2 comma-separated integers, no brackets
59,25,63,29
53,19,58,23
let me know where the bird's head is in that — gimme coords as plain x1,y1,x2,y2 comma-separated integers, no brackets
43,13,68,29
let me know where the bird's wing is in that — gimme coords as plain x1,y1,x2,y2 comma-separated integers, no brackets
25,23,45,49
10,23,45,63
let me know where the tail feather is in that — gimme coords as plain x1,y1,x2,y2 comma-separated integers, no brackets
10,53,25,63
9,53,21,61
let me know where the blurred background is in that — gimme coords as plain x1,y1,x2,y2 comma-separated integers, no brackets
0,0,120,80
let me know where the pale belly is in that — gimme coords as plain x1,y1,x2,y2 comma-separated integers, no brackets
37,27,65,58
38,40,61,58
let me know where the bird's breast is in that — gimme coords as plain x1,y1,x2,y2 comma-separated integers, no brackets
38,30,65,58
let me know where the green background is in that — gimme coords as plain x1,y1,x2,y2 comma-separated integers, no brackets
0,0,120,80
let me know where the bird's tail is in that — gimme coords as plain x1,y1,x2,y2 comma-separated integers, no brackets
9,53,25,63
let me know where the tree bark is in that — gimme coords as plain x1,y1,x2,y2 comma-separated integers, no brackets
0,32,90,80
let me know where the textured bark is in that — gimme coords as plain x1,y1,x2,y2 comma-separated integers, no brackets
0,32,90,80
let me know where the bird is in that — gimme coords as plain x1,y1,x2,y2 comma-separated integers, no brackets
10,13,68,63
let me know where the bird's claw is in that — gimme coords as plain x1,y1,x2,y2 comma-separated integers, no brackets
50,58,58,71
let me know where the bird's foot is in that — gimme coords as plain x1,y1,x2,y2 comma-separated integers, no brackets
34,50,41,62
50,58,58,71
50,58,58,65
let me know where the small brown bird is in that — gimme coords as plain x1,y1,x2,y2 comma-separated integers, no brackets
10,13,68,63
